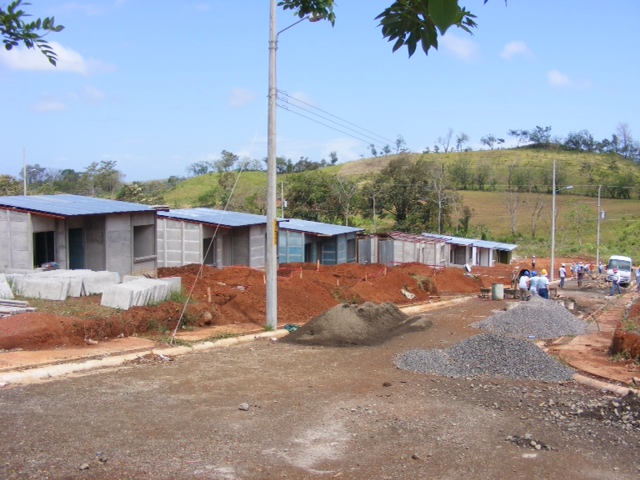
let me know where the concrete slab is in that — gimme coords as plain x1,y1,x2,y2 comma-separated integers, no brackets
81,271,120,295
15,277,70,301
0,274,14,299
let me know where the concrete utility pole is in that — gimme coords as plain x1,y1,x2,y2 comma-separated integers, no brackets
266,1,320,330
266,0,278,330
550,159,556,282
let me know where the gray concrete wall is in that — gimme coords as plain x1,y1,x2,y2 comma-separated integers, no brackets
105,214,133,277
0,210,32,271
84,216,106,271
249,225,266,268
158,218,201,268
231,227,251,266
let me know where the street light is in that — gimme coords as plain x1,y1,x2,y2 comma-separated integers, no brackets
266,1,320,330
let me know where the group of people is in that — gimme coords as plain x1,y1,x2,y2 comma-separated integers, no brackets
518,269,550,300
517,256,640,301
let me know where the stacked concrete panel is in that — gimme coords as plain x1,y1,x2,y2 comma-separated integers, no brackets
0,274,14,299
100,277,182,310
6,269,121,301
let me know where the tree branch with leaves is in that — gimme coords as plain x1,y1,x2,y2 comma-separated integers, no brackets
1,0,64,65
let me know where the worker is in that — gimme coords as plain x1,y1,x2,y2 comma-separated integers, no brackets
559,263,567,289
529,271,539,297
537,269,550,299
609,268,622,296
518,272,530,301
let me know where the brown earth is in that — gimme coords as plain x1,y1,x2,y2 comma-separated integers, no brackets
1,259,640,479
0,261,490,351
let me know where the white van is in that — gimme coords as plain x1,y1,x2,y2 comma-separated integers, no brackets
606,255,633,287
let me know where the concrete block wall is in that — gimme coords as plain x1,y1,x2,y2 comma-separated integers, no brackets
158,218,202,268
0,210,32,271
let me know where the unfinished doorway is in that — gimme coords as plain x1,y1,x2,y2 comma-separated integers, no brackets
203,237,217,266
33,231,55,268
68,228,85,269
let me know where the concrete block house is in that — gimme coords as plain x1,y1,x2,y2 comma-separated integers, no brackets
0,194,158,278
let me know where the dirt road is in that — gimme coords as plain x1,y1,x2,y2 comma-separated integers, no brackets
1,297,638,479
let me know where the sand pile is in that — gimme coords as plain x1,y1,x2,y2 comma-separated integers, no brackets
282,302,432,347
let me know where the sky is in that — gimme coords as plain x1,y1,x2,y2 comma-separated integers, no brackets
1,1,639,182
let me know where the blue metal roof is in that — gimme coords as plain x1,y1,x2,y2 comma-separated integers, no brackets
0,194,154,216
423,233,476,246
472,240,518,251
423,233,518,251
158,208,266,227
280,218,363,236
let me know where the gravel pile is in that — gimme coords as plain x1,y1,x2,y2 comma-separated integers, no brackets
395,333,575,382
471,296,588,339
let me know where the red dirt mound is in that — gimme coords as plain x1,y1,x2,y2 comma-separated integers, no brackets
1,262,485,351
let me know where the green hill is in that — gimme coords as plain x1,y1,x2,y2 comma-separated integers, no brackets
162,148,640,260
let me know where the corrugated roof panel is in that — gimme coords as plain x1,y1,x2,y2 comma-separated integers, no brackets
158,208,266,227
280,218,363,236
423,233,476,246
0,194,154,216
472,239,518,251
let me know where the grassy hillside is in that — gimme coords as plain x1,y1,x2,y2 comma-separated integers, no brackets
161,149,640,260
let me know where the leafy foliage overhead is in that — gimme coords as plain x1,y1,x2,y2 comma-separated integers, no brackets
279,0,503,57
0,0,64,65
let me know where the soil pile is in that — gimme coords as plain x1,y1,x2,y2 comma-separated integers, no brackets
281,302,433,347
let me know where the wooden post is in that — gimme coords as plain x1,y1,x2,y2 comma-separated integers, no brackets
207,287,212,303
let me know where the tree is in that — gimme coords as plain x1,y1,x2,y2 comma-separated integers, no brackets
1,0,64,65
448,157,472,190
82,160,123,197
328,151,338,165
524,194,546,238
507,129,530,147
455,132,469,152
0,174,21,195
528,126,552,146
436,128,454,153
474,160,493,191
331,176,360,226
285,170,340,222
279,0,496,58
503,190,520,236
480,134,504,150
187,161,211,177
395,135,408,154
563,200,596,246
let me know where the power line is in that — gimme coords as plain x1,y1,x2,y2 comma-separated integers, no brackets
277,90,396,147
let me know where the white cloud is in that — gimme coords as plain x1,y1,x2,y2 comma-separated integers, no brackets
547,69,573,88
30,100,69,112
440,34,479,61
229,87,257,108
0,41,115,75
500,41,534,60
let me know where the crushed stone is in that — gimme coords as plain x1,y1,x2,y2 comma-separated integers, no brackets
471,296,588,339
395,333,575,382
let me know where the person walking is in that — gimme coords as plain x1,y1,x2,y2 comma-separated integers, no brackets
636,266,640,293
598,261,604,275
529,271,539,297
609,268,622,296
531,255,537,269
518,272,530,301
559,263,567,289
577,262,585,287
538,269,550,299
